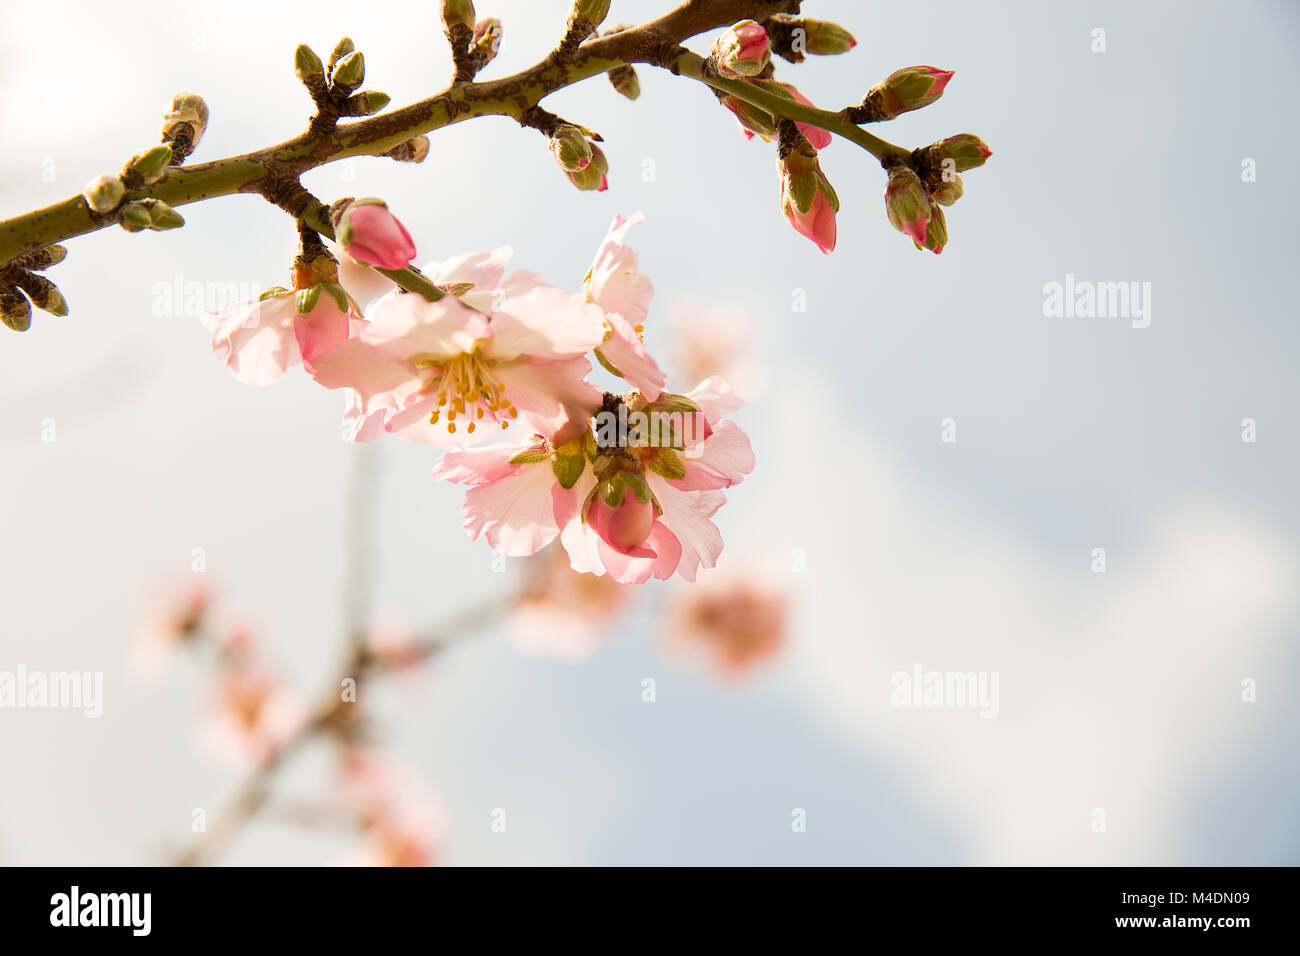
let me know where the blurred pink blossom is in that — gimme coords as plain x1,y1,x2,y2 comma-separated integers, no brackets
509,543,633,659
199,664,307,770
667,566,787,676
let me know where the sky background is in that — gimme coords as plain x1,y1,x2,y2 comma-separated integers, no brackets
1,0,1298,865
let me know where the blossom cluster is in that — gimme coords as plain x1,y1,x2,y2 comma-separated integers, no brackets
202,209,754,583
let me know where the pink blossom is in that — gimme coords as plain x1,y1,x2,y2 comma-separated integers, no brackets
130,577,209,682
309,276,606,448
336,199,417,270
337,748,442,867
584,213,666,401
666,564,787,676
201,284,358,386
199,665,306,771
432,376,755,583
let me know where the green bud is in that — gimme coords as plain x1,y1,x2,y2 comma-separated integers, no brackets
884,165,932,245
341,91,389,116
118,202,153,232
441,0,476,31
930,175,963,206
13,274,66,316
549,124,593,173
0,288,32,332
607,65,640,100
383,135,430,163
573,0,611,26
40,285,68,316
927,133,993,173
802,19,857,56
83,174,125,214
565,141,608,191
17,244,68,270
331,51,365,94
914,202,948,254
295,43,324,83
328,37,355,75
126,144,174,185
143,199,185,230
868,66,953,121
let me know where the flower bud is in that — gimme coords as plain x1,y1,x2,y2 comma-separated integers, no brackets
295,43,325,84
19,244,68,269
867,66,953,120
331,51,366,95
802,19,857,55
120,200,182,232
83,174,125,214
383,136,430,163
18,274,68,316
778,146,839,254
126,145,174,186
712,20,770,77
914,203,947,254
930,175,963,206
588,480,655,557
440,0,476,32
161,91,209,145
566,141,608,191
341,91,390,116
884,165,931,245
549,124,593,172
926,133,993,172
0,287,32,332
142,199,185,231
573,0,611,25
328,37,355,76
607,64,640,100
333,198,417,270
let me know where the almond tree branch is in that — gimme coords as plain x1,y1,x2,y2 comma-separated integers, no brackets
0,0,802,266
173,594,505,866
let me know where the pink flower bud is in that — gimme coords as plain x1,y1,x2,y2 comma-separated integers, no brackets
870,66,954,120
884,165,931,245
588,486,656,557
335,199,417,270
779,148,839,254
927,133,993,172
565,141,609,191
713,20,771,77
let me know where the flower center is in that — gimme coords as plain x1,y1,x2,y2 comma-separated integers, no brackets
424,350,518,435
